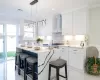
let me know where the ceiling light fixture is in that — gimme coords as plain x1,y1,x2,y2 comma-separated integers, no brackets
18,9,23,11
30,0,38,5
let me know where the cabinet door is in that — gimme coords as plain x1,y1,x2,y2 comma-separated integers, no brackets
62,12,73,35
69,49,84,70
60,47,69,64
73,9,87,35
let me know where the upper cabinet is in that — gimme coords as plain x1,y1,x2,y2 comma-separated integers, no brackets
62,12,73,35
73,9,87,35
62,8,88,35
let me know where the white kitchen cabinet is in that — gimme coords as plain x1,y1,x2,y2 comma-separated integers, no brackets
73,9,87,35
59,46,69,64
69,48,85,70
62,8,88,35
62,12,73,35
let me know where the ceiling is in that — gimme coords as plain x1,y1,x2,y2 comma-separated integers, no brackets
0,0,100,21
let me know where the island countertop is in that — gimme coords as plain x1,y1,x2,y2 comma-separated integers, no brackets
17,46,51,54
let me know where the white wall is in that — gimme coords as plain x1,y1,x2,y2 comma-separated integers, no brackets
37,15,53,36
88,7,100,46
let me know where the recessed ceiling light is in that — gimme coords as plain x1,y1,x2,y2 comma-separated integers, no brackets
18,9,23,12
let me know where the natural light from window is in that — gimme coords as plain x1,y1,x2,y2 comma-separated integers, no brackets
24,24,34,38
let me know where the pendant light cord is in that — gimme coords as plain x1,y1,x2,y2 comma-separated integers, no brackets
31,5,33,21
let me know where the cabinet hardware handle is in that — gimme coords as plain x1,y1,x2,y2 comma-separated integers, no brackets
73,50,77,51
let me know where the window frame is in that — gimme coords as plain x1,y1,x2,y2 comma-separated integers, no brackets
23,23,35,39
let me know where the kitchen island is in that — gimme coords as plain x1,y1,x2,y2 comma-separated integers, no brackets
16,45,86,80
16,47,61,80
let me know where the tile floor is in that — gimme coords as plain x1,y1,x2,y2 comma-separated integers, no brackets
7,60,23,80
0,60,100,80
0,60,23,80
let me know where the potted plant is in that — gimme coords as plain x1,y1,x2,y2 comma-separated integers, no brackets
36,38,43,45
85,57,100,75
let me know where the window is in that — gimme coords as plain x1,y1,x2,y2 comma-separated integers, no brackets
6,24,17,52
0,25,3,35
24,23,35,39
7,24,16,35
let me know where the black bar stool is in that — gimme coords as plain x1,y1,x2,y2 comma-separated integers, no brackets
15,53,19,70
15,52,23,70
25,57,37,80
48,59,67,80
18,53,29,80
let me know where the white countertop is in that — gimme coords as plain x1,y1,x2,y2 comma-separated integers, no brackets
17,46,51,54
59,45,86,49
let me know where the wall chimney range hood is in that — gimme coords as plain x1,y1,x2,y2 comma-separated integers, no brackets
30,0,38,5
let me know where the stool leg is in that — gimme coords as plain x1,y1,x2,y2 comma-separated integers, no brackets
25,61,28,80
24,59,26,80
32,64,35,80
56,68,59,80
18,56,21,75
65,64,67,80
15,55,17,70
22,60,24,68
48,64,51,80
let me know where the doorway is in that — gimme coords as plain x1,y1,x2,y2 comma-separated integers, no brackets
6,24,17,60
0,24,7,80
0,24,17,61
0,24,6,62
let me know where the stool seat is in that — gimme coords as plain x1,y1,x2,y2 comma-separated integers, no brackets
26,57,37,64
20,54,29,60
50,59,66,67
48,59,67,80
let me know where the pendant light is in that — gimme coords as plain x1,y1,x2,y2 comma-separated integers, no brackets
30,0,38,5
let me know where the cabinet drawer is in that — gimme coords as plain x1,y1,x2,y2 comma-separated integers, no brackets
69,48,84,54
69,51,84,70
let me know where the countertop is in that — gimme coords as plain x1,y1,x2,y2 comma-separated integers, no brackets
17,46,51,54
59,45,86,49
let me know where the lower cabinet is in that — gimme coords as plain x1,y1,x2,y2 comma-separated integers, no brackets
59,47,85,70
69,49,84,70
60,47,69,64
